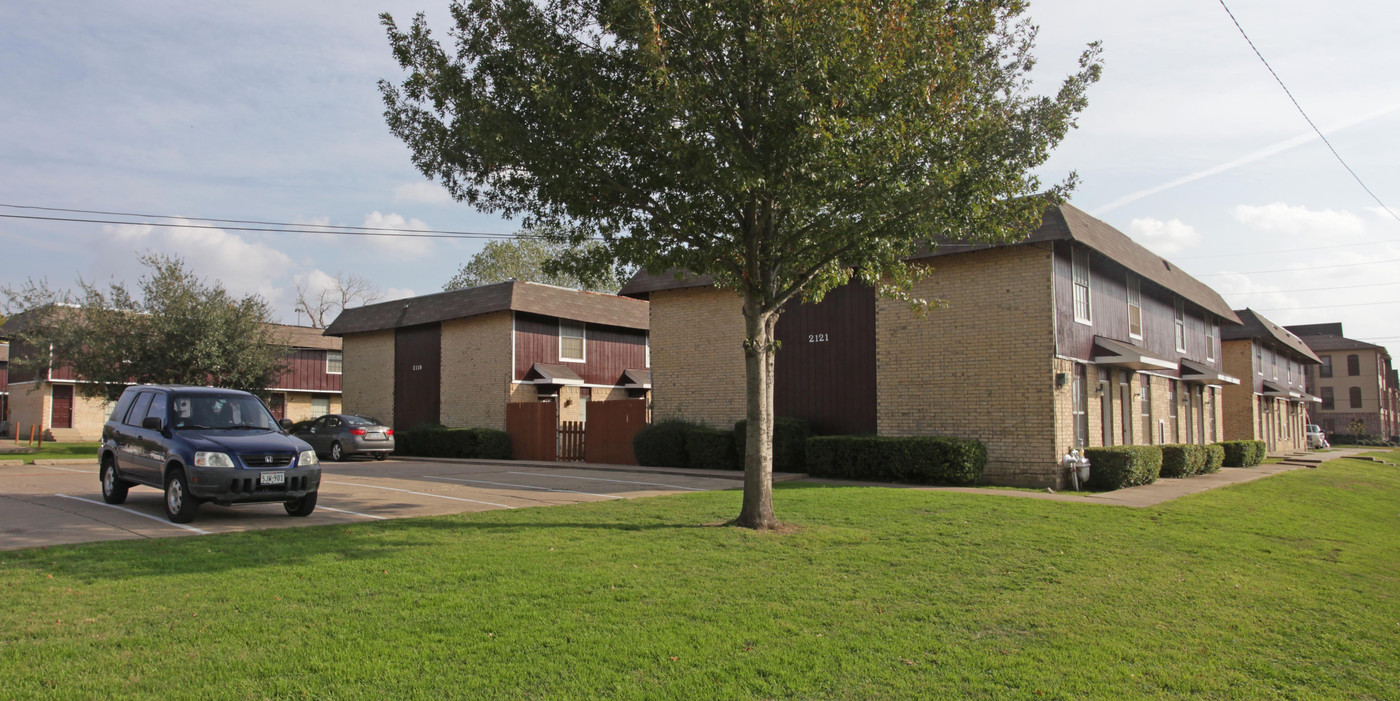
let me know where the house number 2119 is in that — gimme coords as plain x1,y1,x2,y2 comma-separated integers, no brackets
808,333,829,343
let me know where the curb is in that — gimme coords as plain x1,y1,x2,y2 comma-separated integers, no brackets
390,456,808,482
33,459,98,466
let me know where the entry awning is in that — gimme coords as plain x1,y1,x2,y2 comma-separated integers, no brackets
522,363,585,386
1179,358,1241,386
1092,336,1176,371
1262,379,1302,399
620,368,651,389
1295,392,1323,404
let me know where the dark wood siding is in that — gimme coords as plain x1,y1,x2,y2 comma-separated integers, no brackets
270,349,342,392
513,312,648,386
394,323,441,430
774,283,878,435
1053,241,1224,374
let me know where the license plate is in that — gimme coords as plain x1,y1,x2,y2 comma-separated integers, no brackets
367,432,383,439
260,471,285,486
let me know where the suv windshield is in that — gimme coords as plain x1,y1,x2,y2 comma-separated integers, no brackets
171,394,279,431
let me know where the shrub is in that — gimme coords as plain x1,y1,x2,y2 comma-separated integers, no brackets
685,427,738,471
1083,446,1162,490
1159,444,1208,478
805,435,985,485
633,419,700,468
395,426,511,460
1218,440,1250,467
733,417,811,473
1203,444,1225,474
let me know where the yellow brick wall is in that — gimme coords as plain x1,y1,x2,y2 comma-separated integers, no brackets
508,383,539,403
1221,339,1257,441
8,382,49,440
342,330,395,427
440,312,513,430
6,382,112,442
649,286,748,429
877,246,1058,486
282,392,343,423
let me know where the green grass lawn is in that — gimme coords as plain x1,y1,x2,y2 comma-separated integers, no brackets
2,458,1397,699
0,441,100,464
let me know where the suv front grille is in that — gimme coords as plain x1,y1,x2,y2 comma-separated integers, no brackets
240,453,294,468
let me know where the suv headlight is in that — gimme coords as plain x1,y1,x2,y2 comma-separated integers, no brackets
298,449,319,467
194,451,234,468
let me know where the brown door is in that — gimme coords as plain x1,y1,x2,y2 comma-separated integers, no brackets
51,385,74,429
267,393,286,420
774,282,877,434
394,323,441,431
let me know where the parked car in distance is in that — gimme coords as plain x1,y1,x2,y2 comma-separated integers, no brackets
294,414,395,461
99,385,321,523
1305,424,1329,449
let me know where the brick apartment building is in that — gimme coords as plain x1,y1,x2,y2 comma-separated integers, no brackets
620,202,1242,488
0,342,9,430
1,323,343,442
1219,309,1319,452
1287,322,1398,438
323,280,650,433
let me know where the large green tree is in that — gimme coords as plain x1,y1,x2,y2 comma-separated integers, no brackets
0,254,287,401
381,0,1101,529
444,234,631,293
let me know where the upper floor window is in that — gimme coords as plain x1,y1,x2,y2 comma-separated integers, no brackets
1319,354,1332,378
1349,386,1363,408
1347,354,1360,376
326,351,343,375
1320,386,1335,410
1206,320,1216,361
1255,341,1263,375
1072,248,1091,324
559,320,586,362
1271,348,1278,380
1126,275,1142,338
1173,298,1186,352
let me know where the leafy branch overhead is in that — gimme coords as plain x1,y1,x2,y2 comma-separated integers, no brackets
443,233,633,293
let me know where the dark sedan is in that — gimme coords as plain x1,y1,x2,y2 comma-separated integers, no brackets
294,414,395,461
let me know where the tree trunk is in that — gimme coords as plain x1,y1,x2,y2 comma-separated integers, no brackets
736,300,780,530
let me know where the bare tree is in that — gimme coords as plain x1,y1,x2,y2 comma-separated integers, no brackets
294,272,383,328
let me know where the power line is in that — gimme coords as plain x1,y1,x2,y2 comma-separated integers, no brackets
1227,281,1400,296
1217,0,1400,224
1200,255,1400,276
1259,299,1400,312
0,212,519,241
1174,238,1400,260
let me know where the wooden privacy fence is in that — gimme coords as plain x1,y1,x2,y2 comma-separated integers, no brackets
585,398,649,465
505,398,651,464
506,401,558,462
558,420,585,462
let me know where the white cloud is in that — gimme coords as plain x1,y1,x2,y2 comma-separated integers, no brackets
100,219,293,304
383,286,417,301
393,181,454,205
361,211,434,260
1231,203,1367,238
1128,217,1201,256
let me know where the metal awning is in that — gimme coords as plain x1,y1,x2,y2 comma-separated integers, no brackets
522,363,585,386
1295,392,1323,404
1262,379,1302,399
1179,358,1241,386
1092,336,1176,371
620,368,651,389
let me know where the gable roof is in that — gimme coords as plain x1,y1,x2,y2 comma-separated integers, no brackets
619,202,1240,323
324,280,649,336
266,324,341,351
1291,333,1385,354
1221,309,1320,363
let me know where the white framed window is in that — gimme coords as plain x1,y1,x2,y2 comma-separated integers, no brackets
559,320,586,362
645,334,651,368
1272,347,1278,380
1174,298,1186,352
1256,341,1264,376
1205,321,1215,361
311,396,330,418
326,350,343,375
1127,275,1142,339
1072,248,1091,324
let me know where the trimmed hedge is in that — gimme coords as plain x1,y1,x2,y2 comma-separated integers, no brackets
395,426,511,460
1219,440,1267,467
805,435,985,485
1159,444,1208,478
685,427,739,471
1203,443,1225,474
1084,446,1162,490
734,417,811,473
633,419,701,468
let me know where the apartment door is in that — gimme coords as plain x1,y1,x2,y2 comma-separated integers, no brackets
50,385,74,429
1194,387,1206,445
1100,369,1114,446
1120,374,1133,445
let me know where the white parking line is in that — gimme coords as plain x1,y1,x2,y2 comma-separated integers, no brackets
317,505,388,520
323,480,517,509
34,465,93,474
505,471,707,491
54,494,210,534
426,475,624,499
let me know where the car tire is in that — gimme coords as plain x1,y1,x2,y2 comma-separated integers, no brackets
100,459,129,505
164,468,199,524
284,491,318,517
330,441,345,462
374,452,386,461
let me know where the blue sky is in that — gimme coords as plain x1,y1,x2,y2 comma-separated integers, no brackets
3,1,1399,348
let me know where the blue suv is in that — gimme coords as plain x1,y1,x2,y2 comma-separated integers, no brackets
100,385,322,523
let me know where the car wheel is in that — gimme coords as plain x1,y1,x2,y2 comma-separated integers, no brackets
330,441,345,462
374,452,386,461
164,468,199,524
100,459,129,505
284,491,318,517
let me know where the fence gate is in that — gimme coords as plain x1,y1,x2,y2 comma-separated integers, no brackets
506,402,557,462
558,420,586,462
584,398,649,465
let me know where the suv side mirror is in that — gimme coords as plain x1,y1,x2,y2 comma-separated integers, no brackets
141,416,163,431
279,418,293,431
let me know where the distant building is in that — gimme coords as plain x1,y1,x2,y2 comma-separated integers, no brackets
1287,322,1398,438
0,341,9,430
1219,309,1319,452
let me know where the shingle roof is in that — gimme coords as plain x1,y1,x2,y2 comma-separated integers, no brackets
1221,309,1320,363
266,324,342,351
324,280,649,336
1284,322,1343,338
1291,333,1385,353
619,202,1240,323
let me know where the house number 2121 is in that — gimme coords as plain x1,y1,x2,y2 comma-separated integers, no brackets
808,333,829,343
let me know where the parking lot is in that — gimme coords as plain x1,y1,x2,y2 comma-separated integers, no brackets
0,458,744,550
